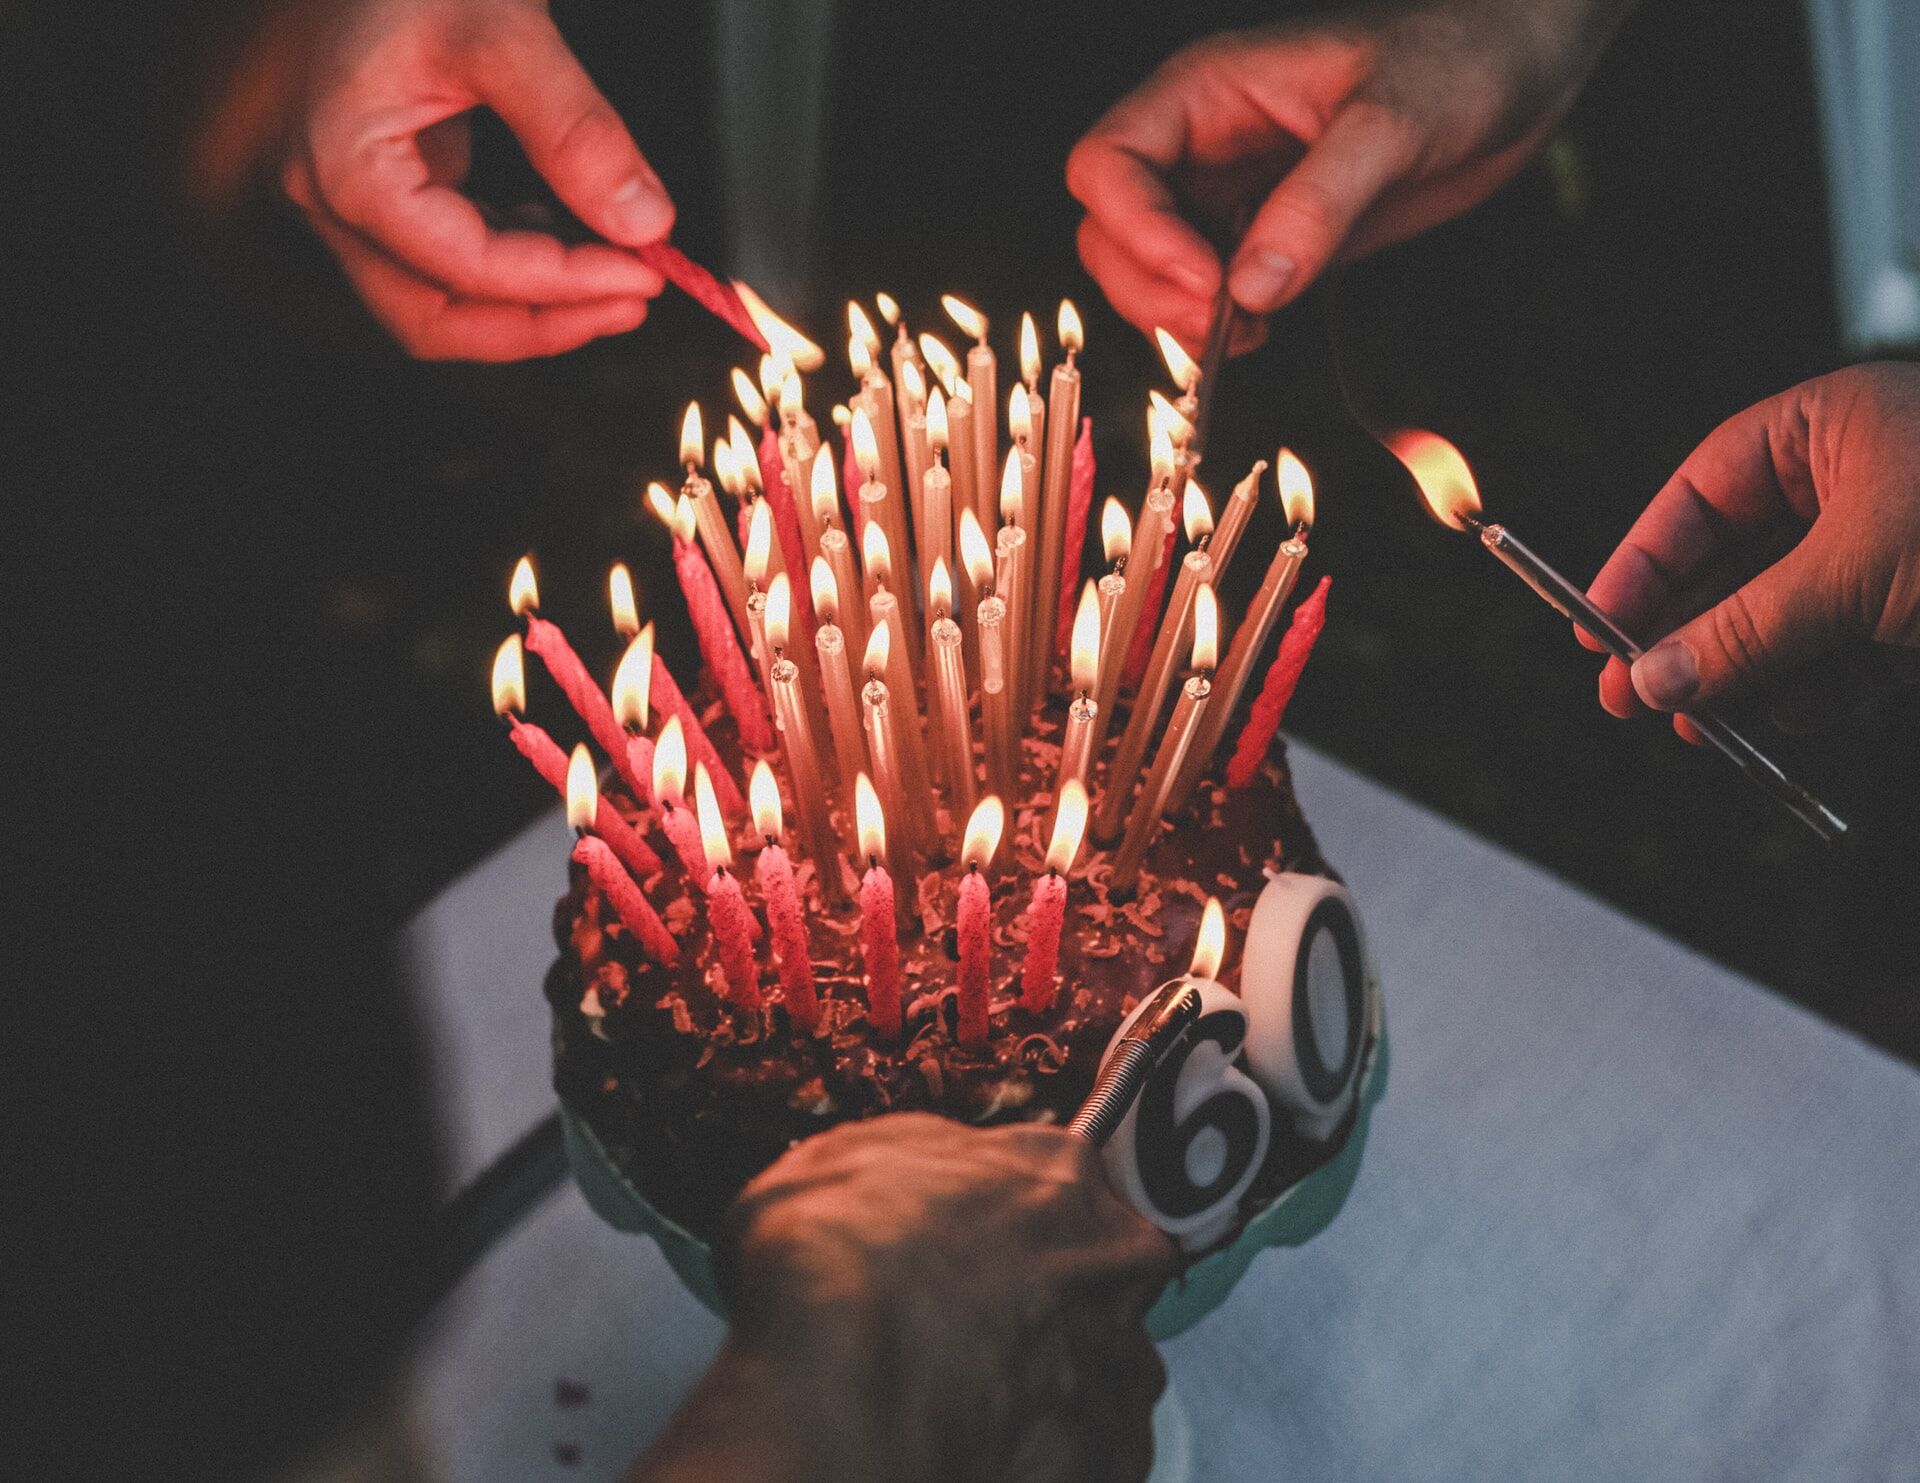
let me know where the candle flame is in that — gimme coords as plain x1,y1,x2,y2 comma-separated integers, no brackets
779,368,804,420
645,481,677,530
1070,580,1101,692
671,494,698,545
952,376,973,406
679,402,704,467
999,448,1024,523
1150,423,1176,485
959,507,995,589
1020,311,1041,385
927,387,948,450
851,407,880,480
1058,299,1083,354
1386,429,1480,531
1045,779,1089,874
831,403,851,429
1102,498,1133,565
849,333,873,381
875,291,901,327
1189,896,1226,980
750,758,783,841
1008,385,1031,446
732,367,768,427
918,333,960,394
900,357,925,405
765,570,792,652
491,633,526,715
509,555,539,617
565,744,599,833
848,300,881,358
961,794,1005,870
1192,582,1219,672
1154,327,1200,392
810,446,838,526
863,619,890,680
1182,478,1214,543
928,556,953,616
744,499,773,586
733,280,825,371
612,628,653,732
1277,449,1316,529
712,433,739,495
1149,389,1194,447
758,353,785,405
810,556,839,626
942,294,987,342
694,763,731,872
653,714,687,808
861,518,891,588
729,417,761,490
609,563,638,637
855,771,887,862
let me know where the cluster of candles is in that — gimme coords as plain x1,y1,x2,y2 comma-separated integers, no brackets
490,289,1332,1046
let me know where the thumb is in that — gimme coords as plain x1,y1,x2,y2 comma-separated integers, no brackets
474,14,674,248
1629,538,1845,712
1227,100,1417,314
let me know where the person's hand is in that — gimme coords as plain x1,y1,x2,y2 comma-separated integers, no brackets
1067,0,1634,348
282,0,672,361
1586,364,1920,738
635,1114,1174,1483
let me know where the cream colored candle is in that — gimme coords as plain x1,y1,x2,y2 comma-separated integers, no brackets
1089,448,1175,760
813,615,869,813
930,605,977,825
922,389,955,596
977,591,1015,804
766,578,847,904
899,359,932,562
943,295,996,513
1206,458,1267,583
1034,300,1083,698
681,403,753,645
865,598,938,856
1055,581,1101,800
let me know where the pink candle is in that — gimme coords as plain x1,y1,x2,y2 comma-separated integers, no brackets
671,507,774,752
954,796,1004,1046
648,646,743,815
854,773,903,1039
1052,417,1096,657
650,715,719,886
1225,575,1331,789
756,440,816,641
572,837,678,965
1018,778,1087,1013
609,631,656,806
695,764,763,1010
750,761,820,1036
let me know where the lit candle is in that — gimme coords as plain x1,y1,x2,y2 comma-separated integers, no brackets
1038,304,1084,685
733,366,769,431
812,447,868,661
900,359,932,554
1167,453,1314,815
510,557,644,803
963,508,1016,803
942,294,997,519
733,279,826,372
609,562,639,640
777,368,823,557
1110,583,1218,895
748,759,819,1034
859,623,928,883
861,523,938,851
995,449,1031,717
641,623,743,815
1225,575,1330,789
854,772,905,1038
736,413,813,638
927,559,977,821
695,762,763,1010
810,557,871,811
852,408,920,670
610,628,655,807
765,573,847,903
956,795,1005,1046
1055,581,1102,800
1121,420,1183,689
1020,777,1087,1013
848,309,907,522
650,714,715,886
1094,497,1131,661
680,402,754,647
493,636,662,882
878,291,918,390
1095,480,1216,845
1155,327,1201,426
655,489,774,754
565,744,677,965
743,497,775,678
924,335,983,536
1088,439,1174,760
922,386,954,589
1007,383,1038,537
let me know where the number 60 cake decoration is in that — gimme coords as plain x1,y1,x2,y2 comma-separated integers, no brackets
1071,871,1381,1252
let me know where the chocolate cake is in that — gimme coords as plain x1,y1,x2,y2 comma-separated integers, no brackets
546,694,1347,1244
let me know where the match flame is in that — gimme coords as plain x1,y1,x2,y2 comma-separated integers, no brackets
918,333,960,394
1045,779,1089,875
863,619,890,680
1150,422,1176,485
1058,299,1083,355
855,771,887,862
961,794,1005,870
750,758,783,841
862,519,891,587
732,367,767,427
927,387,948,450
1277,449,1316,529
672,494,698,545
1008,385,1031,446
1154,327,1200,392
779,368,803,421
1070,580,1101,693
653,714,687,808
942,294,987,343
959,507,994,589
849,333,873,381
694,764,730,872
1149,389,1194,446
1189,896,1226,980
609,563,638,637
612,629,654,732
712,433,739,495
679,403,704,468
848,301,881,359
644,481,677,530
851,407,880,480
491,633,526,715
1192,582,1219,672
758,353,785,405
875,291,901,327
765,570,792,652
900,358,925,406
509,555,539,616
1020,311,1041,386
744,499,773,586
810,556,839,626
566,744,599,833
1183,478,1214,543
928,556,953,617
1102,498,1133,565
810,446,838,526
729,418,761,490
733,280,825,371
1387,429,1480,531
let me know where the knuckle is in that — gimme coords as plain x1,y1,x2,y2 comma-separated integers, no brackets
1708,590,1773,676
546,95,631,176
1270,178,1346,253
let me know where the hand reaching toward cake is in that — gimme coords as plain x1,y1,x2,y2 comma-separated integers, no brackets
630,1114,1175,1483
282,0,672,360
1585,364,1920,738
1067,0,1635,346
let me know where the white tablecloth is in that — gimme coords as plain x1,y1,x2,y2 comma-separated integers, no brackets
402,744,1920,1480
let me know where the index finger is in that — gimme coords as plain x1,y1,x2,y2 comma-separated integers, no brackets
1067,84,1222,301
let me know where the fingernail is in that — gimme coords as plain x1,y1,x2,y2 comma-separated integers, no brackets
1632,641,1700,710
610,177,673,243
1228,250,1296,313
